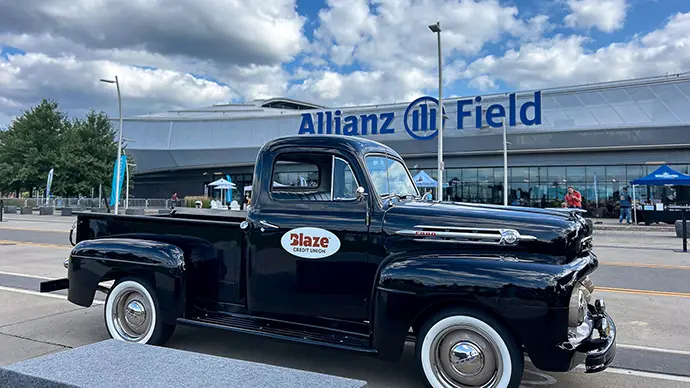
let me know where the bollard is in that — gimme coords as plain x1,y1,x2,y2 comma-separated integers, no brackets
0,199,3,222
681,209,688,252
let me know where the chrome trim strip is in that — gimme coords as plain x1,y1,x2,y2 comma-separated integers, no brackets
404,225,537,243
412,238,501,246
414,225,501,232
397,230,500,240
398,226,538,245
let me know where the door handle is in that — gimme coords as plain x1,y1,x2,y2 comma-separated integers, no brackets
259,220,279,230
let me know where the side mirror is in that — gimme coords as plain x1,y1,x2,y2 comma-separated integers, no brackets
356,186,368,200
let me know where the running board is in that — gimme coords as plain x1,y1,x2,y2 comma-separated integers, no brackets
178,312,376,354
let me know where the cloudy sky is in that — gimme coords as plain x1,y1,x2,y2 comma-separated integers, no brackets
1,0,689,127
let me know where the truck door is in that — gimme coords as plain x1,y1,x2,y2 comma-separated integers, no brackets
246,148,374,322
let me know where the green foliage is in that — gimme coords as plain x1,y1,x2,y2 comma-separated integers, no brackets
0,99,67,194
0,99,122,197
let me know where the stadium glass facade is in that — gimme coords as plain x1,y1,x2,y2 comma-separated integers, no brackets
122,75,690,217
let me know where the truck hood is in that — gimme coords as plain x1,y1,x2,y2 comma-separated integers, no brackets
381,200,592,262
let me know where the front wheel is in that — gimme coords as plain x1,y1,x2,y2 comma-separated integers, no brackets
416,308,524,388
104,277,175,345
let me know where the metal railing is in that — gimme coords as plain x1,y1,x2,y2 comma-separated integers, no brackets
0,197,181,210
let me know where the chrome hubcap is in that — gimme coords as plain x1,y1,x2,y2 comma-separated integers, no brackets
112,288,152,342
450,342,485,377
430,324,503,388
124,300,146,328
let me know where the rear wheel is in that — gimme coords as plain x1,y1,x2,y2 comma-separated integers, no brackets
104,277,175,345
416,308,524,388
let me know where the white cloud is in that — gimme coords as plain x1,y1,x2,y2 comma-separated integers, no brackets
564,0,628,32
315,0,547,70
0,52,235,120
0,0,307,66
1,0,689,125
299,0,548,105
468,74,498,91
464,12,690,90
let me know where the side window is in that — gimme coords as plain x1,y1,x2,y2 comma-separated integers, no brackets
272,160,320,188
332,157,358,201
270,152,360,202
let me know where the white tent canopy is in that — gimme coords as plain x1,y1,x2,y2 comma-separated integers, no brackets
208,178,236,189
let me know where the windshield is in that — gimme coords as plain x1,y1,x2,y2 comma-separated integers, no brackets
365,155,419,199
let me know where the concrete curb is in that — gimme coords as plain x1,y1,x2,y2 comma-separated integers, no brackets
593,225,674,232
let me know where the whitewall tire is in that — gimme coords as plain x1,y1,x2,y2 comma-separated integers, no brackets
104,277,175,345
416,309,524,388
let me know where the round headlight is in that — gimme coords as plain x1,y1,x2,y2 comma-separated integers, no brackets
568,286,587,327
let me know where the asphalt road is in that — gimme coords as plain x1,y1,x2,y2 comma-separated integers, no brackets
1,215,690,387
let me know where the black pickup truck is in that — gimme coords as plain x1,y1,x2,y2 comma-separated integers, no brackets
41,135,615,388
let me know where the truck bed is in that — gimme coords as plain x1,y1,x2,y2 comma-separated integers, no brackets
73,208,247,306
159,208,248,223
75,208,248,224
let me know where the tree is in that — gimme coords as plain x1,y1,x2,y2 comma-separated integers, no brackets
0,100,124,199
58,110,119,196
0,99,66,195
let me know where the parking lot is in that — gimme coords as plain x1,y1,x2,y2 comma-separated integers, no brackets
1,214,690,387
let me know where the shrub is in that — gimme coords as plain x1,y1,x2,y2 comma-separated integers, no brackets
184,196,211,209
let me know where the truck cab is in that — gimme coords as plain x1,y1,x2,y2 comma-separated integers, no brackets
42,135,616,388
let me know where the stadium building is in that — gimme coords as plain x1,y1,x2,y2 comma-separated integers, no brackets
122,73,690,217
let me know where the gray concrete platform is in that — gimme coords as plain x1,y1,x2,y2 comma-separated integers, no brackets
0,339,369,388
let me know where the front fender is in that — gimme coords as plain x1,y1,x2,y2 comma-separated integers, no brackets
371,252,597,362
67,238,186,325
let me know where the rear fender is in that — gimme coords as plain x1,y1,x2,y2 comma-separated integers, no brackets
370,252,595,362
67,238,186,325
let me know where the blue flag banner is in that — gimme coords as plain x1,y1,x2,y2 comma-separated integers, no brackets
45,168,54,203
110,154,127,206
225,174,233,204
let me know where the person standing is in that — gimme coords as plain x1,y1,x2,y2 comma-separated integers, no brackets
171,192,178,209
564,186,582,208
619,188,632,224
423,189,433,201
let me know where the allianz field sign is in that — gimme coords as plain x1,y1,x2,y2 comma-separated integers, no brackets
297,91,542,140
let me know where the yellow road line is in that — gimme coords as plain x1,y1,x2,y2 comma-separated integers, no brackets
597,286,690,299
600,261,690,271
0,226,69,233
0,240,71,248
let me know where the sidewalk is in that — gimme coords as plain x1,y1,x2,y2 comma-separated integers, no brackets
589,216,675,232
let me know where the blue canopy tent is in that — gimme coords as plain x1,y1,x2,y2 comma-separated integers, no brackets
413,170,449,188
630,165,690,186
629,165,690,223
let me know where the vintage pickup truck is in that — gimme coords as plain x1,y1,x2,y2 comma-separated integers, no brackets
41,135,615,387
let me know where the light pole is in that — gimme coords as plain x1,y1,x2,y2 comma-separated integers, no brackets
100,76,123,214
503,118,508,206
429,21,443,201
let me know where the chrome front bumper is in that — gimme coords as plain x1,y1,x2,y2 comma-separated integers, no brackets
559,299,617,373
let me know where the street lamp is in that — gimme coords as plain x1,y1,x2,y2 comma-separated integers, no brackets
503,118,508,206
100,76,123,214
429,21,443,201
